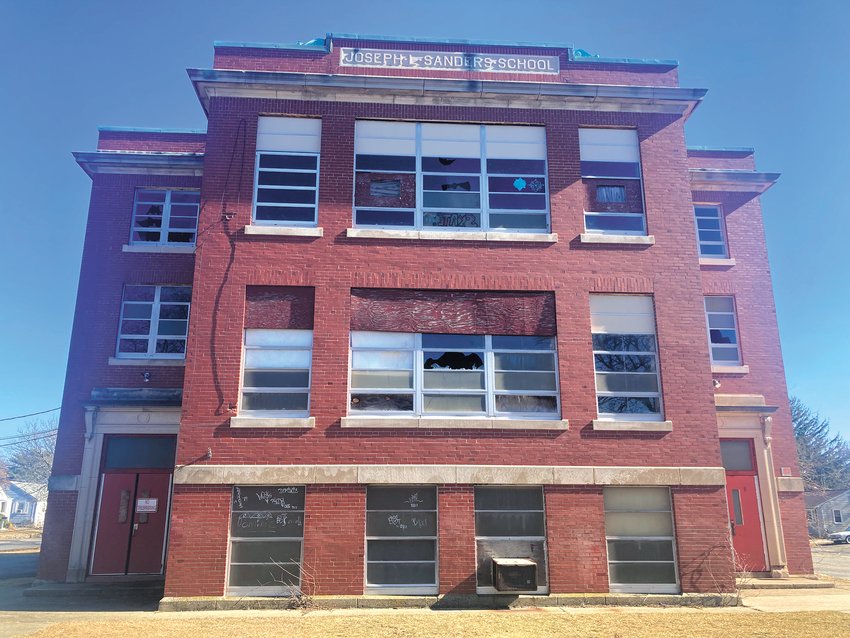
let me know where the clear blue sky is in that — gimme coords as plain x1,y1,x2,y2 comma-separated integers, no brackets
1,0,848,438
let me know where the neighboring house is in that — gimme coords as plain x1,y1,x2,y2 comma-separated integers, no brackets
0,481,48,527
805,490,850,537
39,33,813,602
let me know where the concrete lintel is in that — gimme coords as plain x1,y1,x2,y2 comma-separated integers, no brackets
594,466,681,486
107,357,185,367
592,420,672,432
712,365,750,374
776,477,806,493
358,465,457,484
122,244,196,254
679,467,727,486
229,417,315,429
243,225,323,237
341,416,568,430
580,233,655,246
715,394,766,407
699,257,736,267
345,228,556,243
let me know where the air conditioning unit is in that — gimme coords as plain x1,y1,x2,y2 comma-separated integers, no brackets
492,558,538,592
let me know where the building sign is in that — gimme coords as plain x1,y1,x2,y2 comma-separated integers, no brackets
339,48,560,75
136,498,158,513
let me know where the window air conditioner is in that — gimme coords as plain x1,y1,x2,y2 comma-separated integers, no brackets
492,558,537,592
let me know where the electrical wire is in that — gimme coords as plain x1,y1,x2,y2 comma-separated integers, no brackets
0,407,60,423
0,433,57,449
0,428,58,442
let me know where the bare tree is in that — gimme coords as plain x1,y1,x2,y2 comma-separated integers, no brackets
791,397,850,492
2,417,57,485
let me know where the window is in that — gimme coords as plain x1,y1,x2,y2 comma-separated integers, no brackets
694,205,728,258
228,486,305,596
349,332,559,418
130,189,200,246
116,285,191,358
15,502,27,514
354,121,549,232
720,440,754,472
704,297,742,365
579,128,646,235
240,330,312,417
604,487,678,594
590,295,662,420
834,509,844,524
366,486,438,595
474,487,547,593
253,117,321,226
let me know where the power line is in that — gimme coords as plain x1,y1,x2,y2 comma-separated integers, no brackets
0,428,58,442
0,407,60,423
0,433,57,449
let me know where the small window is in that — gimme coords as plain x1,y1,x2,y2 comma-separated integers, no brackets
228,486,305,596
720,440,754,472
704,297,742,365
834,509,844,524
604,487,678,594
694,205,728,258
366,486,437,595
104,436,176,470
240,330,313,417
130,189,200,246
116,285,191,359
15,502,27,514
590,295,662,421
474,486,547,593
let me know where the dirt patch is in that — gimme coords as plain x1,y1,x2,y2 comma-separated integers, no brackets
26,610,850,638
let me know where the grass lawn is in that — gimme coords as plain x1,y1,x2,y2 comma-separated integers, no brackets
27,609,850,637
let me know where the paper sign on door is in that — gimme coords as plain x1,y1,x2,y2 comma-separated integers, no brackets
136,498,159,513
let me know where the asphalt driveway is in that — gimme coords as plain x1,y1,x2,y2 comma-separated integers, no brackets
811,542,850,580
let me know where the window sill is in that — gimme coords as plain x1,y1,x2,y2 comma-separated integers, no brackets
341,416,568,430
108,357,185,367
699,257,736,267
122,244,195,254
244,225,323,237
580,233,655,245
346,228,558,243
592,420,673,432
711,364,749,374
230,416,315,429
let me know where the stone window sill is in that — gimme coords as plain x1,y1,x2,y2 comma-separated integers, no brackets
244,225,323,237
341,416,568,430
230,416,315,429
108,357,185,367
346,228,558,243
592,420,673,432
711,365,749,374
122,244,195,254
580,233,655,246
699,257,736,267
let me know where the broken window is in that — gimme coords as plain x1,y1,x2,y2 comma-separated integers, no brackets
704,296,742,365
116,285,191,359
130,189,200,246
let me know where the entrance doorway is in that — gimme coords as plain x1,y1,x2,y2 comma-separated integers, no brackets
89,435,176,576
720,439,767,572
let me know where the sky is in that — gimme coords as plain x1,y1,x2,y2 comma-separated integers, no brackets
0,0,848,440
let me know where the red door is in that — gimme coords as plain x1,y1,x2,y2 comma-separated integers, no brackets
726,475,767,571
90,473,172,575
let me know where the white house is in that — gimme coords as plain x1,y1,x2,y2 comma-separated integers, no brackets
0,481,48,527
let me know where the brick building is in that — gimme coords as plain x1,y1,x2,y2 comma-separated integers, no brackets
40,33,813,603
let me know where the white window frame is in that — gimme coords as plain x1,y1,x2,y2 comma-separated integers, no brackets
604,487,680,594
252,151,320,227
115,285,191,359
834,509,843,524
129,188,200,247
349,332,561,419
579,127,647,237
704,296,742,366
239,329,313,418
353,122,550,233
364,485,439,596
694,204,729,258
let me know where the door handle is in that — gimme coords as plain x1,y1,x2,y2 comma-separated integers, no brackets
132,523,139,536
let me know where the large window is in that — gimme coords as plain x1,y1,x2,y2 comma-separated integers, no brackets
240,329,312,417
579,128,646,235
474,487,547,594
130,189,200,246
365,486,438,595
116,285,191,359
704,296,742,366
694,205,729,258
228,486,305,596
349,332,559,418
253,117,321,226
604,487,678,594
590,295,662,420
354,121,549,232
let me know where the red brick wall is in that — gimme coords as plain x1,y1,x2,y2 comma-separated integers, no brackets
164,485,230,597
97,130,206,153
37,491,78,581
779,492,815,575
687,150,755,171
545,487,608,592
245,286,314,329
438,486,476,595
672,487,736,593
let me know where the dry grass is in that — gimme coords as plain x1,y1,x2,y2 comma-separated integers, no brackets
27,609,850,638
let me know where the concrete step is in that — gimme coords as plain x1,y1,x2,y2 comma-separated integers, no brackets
736,577,834,590
24,581,163,598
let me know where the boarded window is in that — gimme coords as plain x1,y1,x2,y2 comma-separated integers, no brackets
245,286,314,330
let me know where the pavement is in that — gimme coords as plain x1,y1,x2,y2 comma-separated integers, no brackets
0,553,39,580
0,540,41,554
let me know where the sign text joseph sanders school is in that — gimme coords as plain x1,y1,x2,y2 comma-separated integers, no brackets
339,48,560,74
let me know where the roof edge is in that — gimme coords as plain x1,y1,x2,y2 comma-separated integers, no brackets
98,126,206,135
